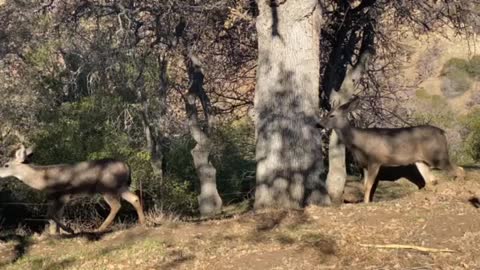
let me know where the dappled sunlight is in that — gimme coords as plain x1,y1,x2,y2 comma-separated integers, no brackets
3,175,480,269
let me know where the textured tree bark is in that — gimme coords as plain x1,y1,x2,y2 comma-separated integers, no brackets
325,130,347,204
325,30,374,204
325,74,355,204
185,53,222,216
135,56,168,208
135,59,166,177
254,0,329,209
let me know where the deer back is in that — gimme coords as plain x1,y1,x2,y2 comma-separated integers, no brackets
346,125,449,168
37,159,131,195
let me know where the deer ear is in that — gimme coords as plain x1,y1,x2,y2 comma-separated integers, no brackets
330,90,341,109
339,96,361,112
15,145,27,162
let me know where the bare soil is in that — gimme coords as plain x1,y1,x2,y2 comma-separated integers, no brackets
1,168,480,270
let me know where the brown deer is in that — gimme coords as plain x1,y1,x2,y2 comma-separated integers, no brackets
0,145,145,234
317,97,464,203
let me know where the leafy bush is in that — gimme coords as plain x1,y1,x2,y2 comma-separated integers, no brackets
414,88,455,127
163,118,256,206
32,96,201,215
33,96,131,164
164,136,197,187
461,109,480,162
441,67,472,97
2,95,257,224
211,118,256,203
467,55,480,78
440,56,480,97
441,58,470,75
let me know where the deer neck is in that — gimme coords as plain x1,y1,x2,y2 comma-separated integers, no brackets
334,124,359,149
14,164,48,191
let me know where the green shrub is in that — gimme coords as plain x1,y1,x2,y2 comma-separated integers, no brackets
33,96,131,164
413,89,455,127
441,58,470,75
467,55,480,78
164,136,197,187
159,176,198,213
462,109,480,162
4,96,256,220
414,88,430,99
440,56,480,98
211,118,256,203
441,67,472,97
163,118,256,206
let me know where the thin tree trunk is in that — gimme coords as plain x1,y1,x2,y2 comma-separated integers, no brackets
135,56,168,208
185,53,222,216
326,131,347,204
140,105,164,177
135,58,166,178
325,23,374,203
254,0,329,209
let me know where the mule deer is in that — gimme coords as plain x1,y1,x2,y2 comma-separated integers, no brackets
317,97,464,203
0,145,145,234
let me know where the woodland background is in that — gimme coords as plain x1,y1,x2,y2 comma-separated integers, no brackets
0,0,479,229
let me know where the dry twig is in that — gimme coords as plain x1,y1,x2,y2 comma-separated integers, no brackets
359,244,456,253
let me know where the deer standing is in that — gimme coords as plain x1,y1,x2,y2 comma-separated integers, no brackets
0,145,145,234
317,97,464,203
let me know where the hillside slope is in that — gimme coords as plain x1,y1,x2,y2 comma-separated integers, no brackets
1,169,480,269
403,31,480,114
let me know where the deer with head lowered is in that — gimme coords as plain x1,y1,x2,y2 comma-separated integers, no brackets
0,145,146,234
317,97,464,203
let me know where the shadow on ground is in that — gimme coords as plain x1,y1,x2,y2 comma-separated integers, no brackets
0,233,32,265
58,230,112,242
469,197,480,208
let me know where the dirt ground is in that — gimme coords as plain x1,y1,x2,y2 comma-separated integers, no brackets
1,168,480,270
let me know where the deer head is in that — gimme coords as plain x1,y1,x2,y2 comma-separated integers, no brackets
0,145,34,178
318,96,360,130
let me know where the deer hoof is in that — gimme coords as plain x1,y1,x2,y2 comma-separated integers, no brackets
456,167,465,180
425,182,437,191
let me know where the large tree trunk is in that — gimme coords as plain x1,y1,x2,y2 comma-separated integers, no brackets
254,0,329,209
185,53,222,216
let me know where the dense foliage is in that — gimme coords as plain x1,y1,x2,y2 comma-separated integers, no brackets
462,109,480,163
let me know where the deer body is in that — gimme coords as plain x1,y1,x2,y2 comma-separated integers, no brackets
319,97,464,203
0,146,145,234
11,160,131,194
338,125,452,169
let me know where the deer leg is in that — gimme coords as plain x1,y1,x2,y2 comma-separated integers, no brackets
455,166,465,180
47,202,60,235
364,164,380,203
120,188,146,225
446,162,465,181
96,194,121,232
47,197,73,234
416,162,436,189
437,159,465,181
47,201,58,235
362,168,368,191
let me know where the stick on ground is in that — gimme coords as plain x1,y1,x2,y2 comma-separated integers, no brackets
359,244,456,253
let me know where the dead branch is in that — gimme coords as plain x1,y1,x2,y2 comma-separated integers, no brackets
360,244,456,253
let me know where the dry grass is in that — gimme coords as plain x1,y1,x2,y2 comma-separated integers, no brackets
1,168,480,269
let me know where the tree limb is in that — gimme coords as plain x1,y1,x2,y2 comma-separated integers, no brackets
360,244,456,253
